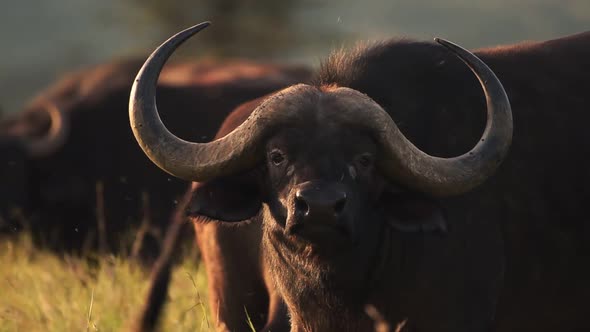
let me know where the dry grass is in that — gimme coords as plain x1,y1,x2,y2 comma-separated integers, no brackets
0,234,212,332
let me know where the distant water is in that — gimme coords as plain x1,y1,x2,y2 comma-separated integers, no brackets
1,0,589,113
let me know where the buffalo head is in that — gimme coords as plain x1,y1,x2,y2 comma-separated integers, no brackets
0,103,68,231
129,22,512,329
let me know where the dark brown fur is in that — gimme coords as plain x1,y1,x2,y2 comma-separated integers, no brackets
141,31,590,331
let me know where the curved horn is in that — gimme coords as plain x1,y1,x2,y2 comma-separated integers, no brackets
129,22,316,181
25,102,69,157
330,38,512,197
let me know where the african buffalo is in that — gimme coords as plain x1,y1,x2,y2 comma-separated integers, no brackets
131,23,590,332
0,55,311,255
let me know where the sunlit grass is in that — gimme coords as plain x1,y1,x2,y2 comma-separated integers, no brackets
0,234,211,332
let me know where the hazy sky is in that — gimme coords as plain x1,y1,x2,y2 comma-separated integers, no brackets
1,0,589,113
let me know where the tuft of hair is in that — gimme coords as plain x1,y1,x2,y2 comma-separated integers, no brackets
312,36,466,121
315,38,425,88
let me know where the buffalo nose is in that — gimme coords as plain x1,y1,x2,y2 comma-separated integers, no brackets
294,185,348,222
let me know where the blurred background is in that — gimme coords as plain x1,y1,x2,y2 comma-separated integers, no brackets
1,0,589,114
1,2,589,330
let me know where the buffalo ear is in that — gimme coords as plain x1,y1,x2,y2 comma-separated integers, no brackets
379,189,448,234
187,177,262,222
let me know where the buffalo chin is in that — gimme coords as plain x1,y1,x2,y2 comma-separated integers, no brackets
262,205,383,290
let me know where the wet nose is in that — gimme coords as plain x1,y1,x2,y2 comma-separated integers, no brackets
294,184,348,222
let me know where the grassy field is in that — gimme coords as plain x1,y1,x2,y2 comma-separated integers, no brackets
0,235,212,332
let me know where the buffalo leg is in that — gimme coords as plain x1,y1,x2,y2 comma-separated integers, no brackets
194,219,270,331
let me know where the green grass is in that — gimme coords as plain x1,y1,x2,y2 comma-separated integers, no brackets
0,234,212,332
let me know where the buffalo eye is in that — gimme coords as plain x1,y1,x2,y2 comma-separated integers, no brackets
269,149,286,166
355,153,374,169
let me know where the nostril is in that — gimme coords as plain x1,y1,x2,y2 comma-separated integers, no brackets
333,196,347,215
295,196,309,215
